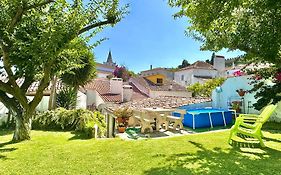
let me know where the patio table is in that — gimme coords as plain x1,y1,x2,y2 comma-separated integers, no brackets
142,108,174,131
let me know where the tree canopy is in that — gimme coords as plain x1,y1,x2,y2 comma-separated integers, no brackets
0,0,127,141
169,0,281,109
169,0,281,65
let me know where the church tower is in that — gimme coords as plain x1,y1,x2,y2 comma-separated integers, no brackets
104,50,116,67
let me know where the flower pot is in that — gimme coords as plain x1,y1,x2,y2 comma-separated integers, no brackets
238,91,246,97
118,126,126,133
236,89,246,97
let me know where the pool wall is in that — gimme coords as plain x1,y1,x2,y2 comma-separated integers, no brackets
175,107,233,129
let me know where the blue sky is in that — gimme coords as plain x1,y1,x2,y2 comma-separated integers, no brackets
92,0,243,73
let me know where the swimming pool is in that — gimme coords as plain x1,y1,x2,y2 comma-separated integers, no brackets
174,108,233,129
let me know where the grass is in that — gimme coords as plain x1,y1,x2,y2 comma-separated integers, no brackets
0,128,281,175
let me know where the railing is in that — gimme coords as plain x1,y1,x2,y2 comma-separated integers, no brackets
129,78,150,97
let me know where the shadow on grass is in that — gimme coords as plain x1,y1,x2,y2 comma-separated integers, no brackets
68,131,91,140
0,141,17,160
144,135,281,175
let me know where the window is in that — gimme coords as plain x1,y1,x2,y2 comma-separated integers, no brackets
181,75,184,81
156,78,163,84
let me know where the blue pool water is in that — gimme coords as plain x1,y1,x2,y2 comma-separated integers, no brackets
174,107,233,129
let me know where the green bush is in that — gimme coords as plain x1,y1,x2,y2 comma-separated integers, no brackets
187,78,225,97
32,108,106,138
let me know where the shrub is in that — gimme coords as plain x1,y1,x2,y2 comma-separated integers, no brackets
56,87,77,109
187,78,225,97
32,108,106,138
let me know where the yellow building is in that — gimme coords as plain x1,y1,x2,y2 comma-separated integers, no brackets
144,74,166,85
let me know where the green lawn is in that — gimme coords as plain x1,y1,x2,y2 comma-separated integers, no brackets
0,129,281,175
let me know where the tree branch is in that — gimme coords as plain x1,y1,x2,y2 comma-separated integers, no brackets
29,66,51,111
78,20,113,35
0,80,14,95
26,0,55,10
9,7,24,31
21,76,34,93
0,90,21,114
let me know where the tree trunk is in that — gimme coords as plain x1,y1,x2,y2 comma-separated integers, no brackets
12,112,32,142
48,76,57,110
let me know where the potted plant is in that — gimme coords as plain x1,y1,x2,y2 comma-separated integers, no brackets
113,107,133,133
117,123,126,133
232,101,241,113
236,89,247,97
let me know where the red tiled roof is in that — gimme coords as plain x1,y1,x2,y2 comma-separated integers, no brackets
84,78,148,103
178,61,215,71
84,79,121,103
130,76,186,92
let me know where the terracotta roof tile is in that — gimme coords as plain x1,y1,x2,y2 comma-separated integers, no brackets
130,76,187,92
84,78,148,103
178,61,215,71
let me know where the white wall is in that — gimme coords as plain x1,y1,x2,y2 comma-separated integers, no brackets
76,91,87,109
97,72,110,78
175,69,218,86
211,76,259,114
86,90,105,107
174,69,193,86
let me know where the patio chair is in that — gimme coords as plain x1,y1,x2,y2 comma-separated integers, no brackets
145,110,169,131
166,109,186,130
133,110,154,133
228,104,277,147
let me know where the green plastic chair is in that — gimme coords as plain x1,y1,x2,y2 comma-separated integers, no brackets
228,104,277,147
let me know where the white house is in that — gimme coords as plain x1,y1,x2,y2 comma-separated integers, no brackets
174,55,226,86
211,75,281,122
174,61,218,86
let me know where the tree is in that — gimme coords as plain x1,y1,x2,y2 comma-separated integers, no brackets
169,0,281,108
169,0,281,64
178,59,190,69
0,0,127,141
49,38,95,110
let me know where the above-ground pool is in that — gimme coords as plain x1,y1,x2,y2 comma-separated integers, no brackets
174,108,233,129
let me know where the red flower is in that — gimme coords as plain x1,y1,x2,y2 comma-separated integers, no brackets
255,74,262,80
275,72,281,82
233,70,244,77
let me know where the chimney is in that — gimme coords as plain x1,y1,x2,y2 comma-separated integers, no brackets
110,78,123,95
123,85,133,102
150,65,153,70
213,55,225,76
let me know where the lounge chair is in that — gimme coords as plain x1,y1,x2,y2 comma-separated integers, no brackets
228,104,277,147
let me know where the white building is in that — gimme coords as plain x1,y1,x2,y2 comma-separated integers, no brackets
174,61,218,86
174,55,226,86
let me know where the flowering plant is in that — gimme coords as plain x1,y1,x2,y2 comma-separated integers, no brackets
233,70,245,77
113,66,130,81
